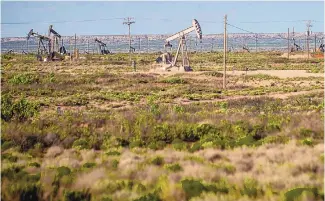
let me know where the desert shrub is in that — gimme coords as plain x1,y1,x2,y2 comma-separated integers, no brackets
262,135,289,144
172,138,186,150
160,77,186,84
111,159,119,169
284,187,319,201
189,142,202,152
181,179,214,200
1,166,26,180
173,105,185,113
106,151,121,156
1,94,40,122
19,184,40,201
148,141,166,150
101,197,113,201
116,138,130,147
164,163,182,172
151,156,164,166
56,166,71,178
153,124,174,143
236,135,257,147
2,54,13,60
28,162,41,168
301,138,314,146
62,95,89,106
1,93,14,121
1,140,15,151
241,178,263,198
2,153,18,162
8,73,39,85
129,139,143,148
133,192,161,201
72,138,90,150
299,128,314,138
203,71,223,77
82,162,96,169
64,190,91,201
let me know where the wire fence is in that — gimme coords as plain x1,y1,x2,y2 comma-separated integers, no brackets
2,33,324,54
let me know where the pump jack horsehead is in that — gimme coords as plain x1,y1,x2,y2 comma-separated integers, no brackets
156,19,202,71
27,25,66,61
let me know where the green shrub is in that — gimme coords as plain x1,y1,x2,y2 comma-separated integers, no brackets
301,138,314,146
19,184,40,201
1,94,40,122
101,197,113,201
151,156,164,166
164,163,182,172
28,162,41,168
2,153,18,162
129,140,143,148
181,179,205,199
106,151,121,156
133,192,161,201
1,140,14,151
160,77,186,84
241,178,262,198
8,73,39,85
64,190,91,201
284,187,319,201
189,142,202,152
172,138,186,150
72,138,90,150
56,166,71,178
82,162,96,169
148,141,166,150
262,135,289,144
299,128,314,138
111,159,119,169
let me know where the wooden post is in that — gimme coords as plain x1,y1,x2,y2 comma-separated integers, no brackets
223,15,227,89
74,34,77,51
87,39,89,53
69,37,72,61
307,29,309,59
147,36,149,53
287,28,290,59
314,34,317,52
255,34,257,53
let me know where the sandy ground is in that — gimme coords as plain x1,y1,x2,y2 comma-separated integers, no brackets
221,70,324,78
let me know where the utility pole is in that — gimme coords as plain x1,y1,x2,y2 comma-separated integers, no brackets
306,20,312,59
287,28,290,59
123,17,135,63
223,14,227,89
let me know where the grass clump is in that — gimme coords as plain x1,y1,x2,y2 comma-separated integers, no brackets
164,163,182,172
151,156,164,166
160,77,187,84
64,190,91,201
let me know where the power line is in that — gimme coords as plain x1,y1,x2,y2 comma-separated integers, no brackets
238,20,323,24
1,17,125,25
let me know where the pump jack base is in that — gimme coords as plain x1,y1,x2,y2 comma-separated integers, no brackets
151,64,193,72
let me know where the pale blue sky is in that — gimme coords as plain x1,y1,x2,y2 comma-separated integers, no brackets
1,1,324,37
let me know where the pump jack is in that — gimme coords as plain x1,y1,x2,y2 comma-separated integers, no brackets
27,25,65,61
291,38,302,52
95,38,110,54
156,19,202,71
